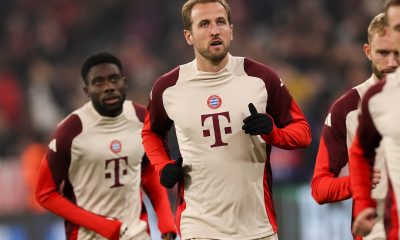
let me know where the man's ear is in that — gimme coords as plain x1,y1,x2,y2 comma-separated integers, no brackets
184,29,194,45
363,43,372,61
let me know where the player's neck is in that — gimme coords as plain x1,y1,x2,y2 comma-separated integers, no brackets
196,55,229,72
372,73,381,83
92,102,123,118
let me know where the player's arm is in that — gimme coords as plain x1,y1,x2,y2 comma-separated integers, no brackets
311,99,353,204
141,71,179,176
141,156,177,239
35,115,122,240
349,136,377,215
242,58,311,149
349,82,385,237
142,112,175,174
311,137,352,204
36,156,122,239
350,133,380,237
241,93,311,150
261,74,312,149
142,69,184,191
261,98,311,149
242,87,311,149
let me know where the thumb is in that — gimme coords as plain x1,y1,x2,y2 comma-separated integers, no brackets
248,103,258,114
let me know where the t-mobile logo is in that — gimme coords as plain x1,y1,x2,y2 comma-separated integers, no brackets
105,157,128,188
201,112,232,148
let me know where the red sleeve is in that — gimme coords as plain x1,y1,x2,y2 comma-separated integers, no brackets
142,68,179,174
350,82,384,217
35,114,121,239
36,157,121,239
244,58,311,149
349,136,377,216
142,112,175,174
261,100,311,149
311,90,360,204
311,137,351,204
141,157,176,234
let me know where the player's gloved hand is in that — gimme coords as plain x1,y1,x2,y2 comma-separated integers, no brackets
242,103,273,135
161,232,177,240
160,157,183,188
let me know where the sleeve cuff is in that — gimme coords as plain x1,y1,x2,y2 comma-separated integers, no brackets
353,198,377,217
261,123,278,144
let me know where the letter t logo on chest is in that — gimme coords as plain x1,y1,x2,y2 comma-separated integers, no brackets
201,112,232,148
105,157,128,188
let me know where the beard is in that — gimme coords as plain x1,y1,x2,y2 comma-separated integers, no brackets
197,44,229,64
372,63,396,80
92,94,126,117
372,64,385,80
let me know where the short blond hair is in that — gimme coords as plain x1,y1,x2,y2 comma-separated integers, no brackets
368,13,388,43
182,0,232,31
384,0,400,11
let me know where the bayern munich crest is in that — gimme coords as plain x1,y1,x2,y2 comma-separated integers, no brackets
207,95,222,109
110,140,122,153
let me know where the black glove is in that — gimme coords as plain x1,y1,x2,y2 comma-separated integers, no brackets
242,103,273,135
160,157,183,188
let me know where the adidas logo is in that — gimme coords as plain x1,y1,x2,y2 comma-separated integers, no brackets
324,113,332,127
48,139,57,152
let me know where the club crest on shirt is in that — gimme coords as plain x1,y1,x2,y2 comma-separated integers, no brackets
207,95,222,109
110,140,122,153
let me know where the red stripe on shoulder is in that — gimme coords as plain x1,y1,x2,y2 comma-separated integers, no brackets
53,114,83,149
148,67,180,134
151,66,180,101
243,58,294,127
47,114,82,185
358,80,385,158
329,88,360,121
322,88,360,174
243,58,280,84
360,79,386,112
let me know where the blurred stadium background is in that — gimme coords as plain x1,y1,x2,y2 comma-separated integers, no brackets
0,0,383,239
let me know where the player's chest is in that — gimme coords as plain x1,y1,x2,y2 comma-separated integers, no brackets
163,76,268,130
72,123,144,167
